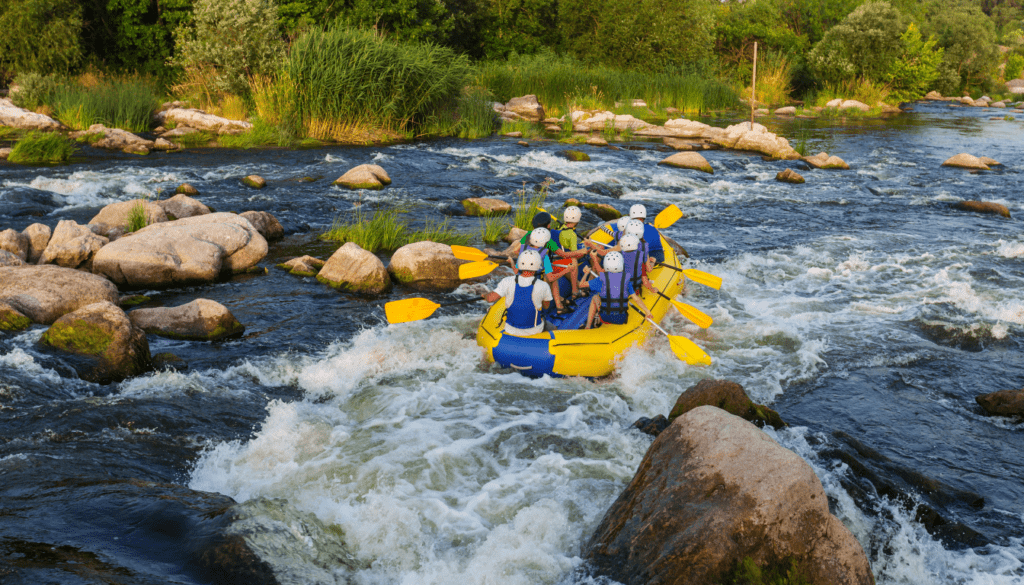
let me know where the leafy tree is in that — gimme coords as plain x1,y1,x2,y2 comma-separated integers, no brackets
171,0,286,94
0,0,83,79
1006,52,1024,78
715,0,807,69
882,23,944,101
771,0,864,48
103,0,193,79
923,0,1000,93
476,0,560,60
331,0,457,45
559,0,716,71
807,1,908,83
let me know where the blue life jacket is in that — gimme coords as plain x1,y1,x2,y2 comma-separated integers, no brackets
505,275,542,331
643,224,665,263
620,240,648,288
599,271,630,324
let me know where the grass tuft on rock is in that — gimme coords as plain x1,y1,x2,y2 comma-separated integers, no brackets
512,179,552,231
8,131,76,164
322,208,470,253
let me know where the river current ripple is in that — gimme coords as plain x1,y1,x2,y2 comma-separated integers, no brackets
1,102,1022,584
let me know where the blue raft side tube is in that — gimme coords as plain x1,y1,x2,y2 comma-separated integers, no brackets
491,333,558,377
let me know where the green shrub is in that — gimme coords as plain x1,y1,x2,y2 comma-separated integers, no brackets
171,0,286,95
218,118,297,148
50,78,159,132
288,25,472,133
500,119,541,139
808,2,908,85
10,73,62,111
173,131,216,147
0,0,83,76
924,2,1000,94
8,132,75,164
882,24,944,102
1006,54,1024,81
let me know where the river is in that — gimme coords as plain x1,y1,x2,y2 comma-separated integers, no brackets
1,101,1022,584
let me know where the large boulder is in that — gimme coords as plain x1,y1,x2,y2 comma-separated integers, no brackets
462,198,512,216
775,106,797,115
40,220,109,269
0,98,65,131
72,124,154,155
239,211,284,241
584,406,874,585
91,213,268,287
924,90,944,100
953,201,1011,218
158,194,210,219
803,152,850,170
22,223,51,263
39,301,150,384
0,265,120,324
574,111,652,133
706,122,799,159
975,389,1024,416
659,152,713,174
840,100,871,112
0,228,29,261
128,299,245,340
154,108,253,135
333,164,392,190
89,199,168,228
667,379,785,428
659,118,711,138
387,241,465,292
942,153,990,170
317,242,390,294
505,95,545,122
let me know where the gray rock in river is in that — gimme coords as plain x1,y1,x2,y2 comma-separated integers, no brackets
92,212,268,287
39,300,150,384
157,194,211,219
240,211,284,241
0,300,31,331
332,164,391,190
0,97,65,131
279,255,325,277
583,406,874,585
129,298,244,341
0,265,120,324
0,228,29,261
387,241,465,293
90,198,168,229
41,219,108,269
667,379,785,428
22,223,51,263
318,242,390,294
0,250,23,267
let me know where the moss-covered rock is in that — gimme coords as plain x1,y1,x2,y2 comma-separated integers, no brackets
668,379,786,428
128,299,245,341
462,198,512,216
952,201,1011,218
776,168,805,184
242,175,266,189
0,301,31,332
582,203,622,221
39,301,150,383
559,149,590,161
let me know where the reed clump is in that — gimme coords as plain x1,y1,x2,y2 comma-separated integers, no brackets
477,53,738,115
512,180,551,231
8,131,76,164
50,77,159,132
322,208,470,253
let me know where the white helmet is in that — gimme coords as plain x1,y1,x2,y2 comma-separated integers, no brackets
603,251,625,273
518,250,542,272
615,216,630,232
629,204,647,220
563,206,581,224
619,234,640,252
529,227,551,248
625,219,645,239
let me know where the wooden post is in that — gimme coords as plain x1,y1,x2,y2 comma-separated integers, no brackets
750,42,758,130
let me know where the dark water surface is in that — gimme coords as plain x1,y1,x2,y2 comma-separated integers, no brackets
1,102,1022,584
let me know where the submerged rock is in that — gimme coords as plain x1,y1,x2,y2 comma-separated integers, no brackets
976,389,1024,416
333,164,392,190
776,168,805,183
279,255,325,277
0,265,119,324
92,212,268,287
584,406,874,585
659,152,713,174
942,153,990,170
387,241,464,293
39,301,151,384
175,183,200,196
462,198,512,216
952,201,1010,218
318,242,390,294
560,150,590,162
129,299,245,341
802,151,850,169
242,175,266,189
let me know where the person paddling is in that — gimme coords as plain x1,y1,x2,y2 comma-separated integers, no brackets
551,206,589,299
481,250,552,337
629,204,666,265
580,251,653,329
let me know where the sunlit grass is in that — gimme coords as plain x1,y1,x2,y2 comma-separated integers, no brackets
8,131,75,164
322,208,470,253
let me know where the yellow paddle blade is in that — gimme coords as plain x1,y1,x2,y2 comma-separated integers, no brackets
653,204,683,229
672,301,713,328
459,260,499,280
668,335,712,366
682,269,722,290
450,245,489,261
385,298,441,324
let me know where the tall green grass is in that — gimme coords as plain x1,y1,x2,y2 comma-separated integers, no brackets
512,180,551,231
51,79,159,132
8,132,75,164
480,215,509,244
477,53,739,116
288,26,472,136
322,208,470,253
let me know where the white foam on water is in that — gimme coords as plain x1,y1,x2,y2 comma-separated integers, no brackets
995,240,1024,259
0,347,63,385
